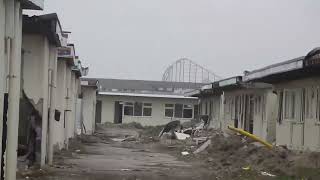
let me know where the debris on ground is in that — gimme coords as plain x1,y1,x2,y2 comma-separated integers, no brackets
159,120,181,137
174,132,190,140
261,171,276,177
193,139,211,154
181,152,190,156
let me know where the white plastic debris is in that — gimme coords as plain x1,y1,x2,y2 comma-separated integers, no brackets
174,132,190,140
75,149,81,153
261,171,276,177
181,151,190,156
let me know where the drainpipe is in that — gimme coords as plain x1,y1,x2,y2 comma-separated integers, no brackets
48,48,57,165
6,0,22,179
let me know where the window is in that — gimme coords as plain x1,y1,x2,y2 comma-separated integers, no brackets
134,102,143,116
183,105,193,118
165,104,194,119
174,104,183,118
124,102,134,116
124,102,152,117
165,104,174,117
284,91,296,119
143,103,152,116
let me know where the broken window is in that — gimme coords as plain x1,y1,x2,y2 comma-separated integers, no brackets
143,103,152,117
165,104,174,117
174,104,183,118
183,105,193,118
134,102,143,116
284,90,296,119
124,102,134,116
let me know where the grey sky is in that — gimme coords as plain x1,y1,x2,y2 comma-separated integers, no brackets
26,0,320,81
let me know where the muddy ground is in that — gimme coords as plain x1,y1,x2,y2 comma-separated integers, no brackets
17,124,320,180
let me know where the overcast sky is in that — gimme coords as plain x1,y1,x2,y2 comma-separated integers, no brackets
26,0,320,81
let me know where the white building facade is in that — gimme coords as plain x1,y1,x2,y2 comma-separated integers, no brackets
97,92,199,126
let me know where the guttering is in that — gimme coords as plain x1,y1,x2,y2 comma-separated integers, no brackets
99,92,198,100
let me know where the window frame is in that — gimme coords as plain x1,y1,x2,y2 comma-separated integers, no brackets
143,103,152,117
123,101,153,117
164,103,194,119
123,102,134,116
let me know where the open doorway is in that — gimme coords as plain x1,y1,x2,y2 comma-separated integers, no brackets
114,101,123,124
95,100,102,124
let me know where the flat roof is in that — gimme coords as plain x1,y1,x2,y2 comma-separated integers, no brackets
243,57,304,82
99,92,198,99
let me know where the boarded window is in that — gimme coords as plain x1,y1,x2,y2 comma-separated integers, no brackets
174,104,183,118
183,105,193,118
124,102,134,116
165,104,174,117
143,103,152,117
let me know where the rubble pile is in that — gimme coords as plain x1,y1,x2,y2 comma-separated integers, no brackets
148,121,320,179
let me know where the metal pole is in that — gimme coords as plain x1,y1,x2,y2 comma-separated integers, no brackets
6,1,22,179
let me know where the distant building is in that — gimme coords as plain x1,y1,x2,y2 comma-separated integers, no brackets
83,78,200,126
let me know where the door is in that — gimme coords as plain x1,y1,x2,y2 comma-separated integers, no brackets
114,101,123,124
95,100,102,124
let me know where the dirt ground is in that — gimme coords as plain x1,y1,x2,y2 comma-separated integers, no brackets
17,125,214,180
17,124,320,180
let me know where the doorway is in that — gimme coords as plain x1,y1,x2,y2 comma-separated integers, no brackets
114,101,123,124
95,100,102,124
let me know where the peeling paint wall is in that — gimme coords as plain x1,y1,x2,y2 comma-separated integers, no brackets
98,95,198,126
199,95,222,129
274,77,320,151
222,88,277,142
82,87,97,134
54,60,67,149
0,0,5,172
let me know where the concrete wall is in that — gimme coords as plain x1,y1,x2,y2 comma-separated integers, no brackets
274,77,320,151
82,86,97,134
97,95,198,126
0,0,5,171
199,95,222,129
54,60,67,149
201,88,277,143
223,89,277,142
